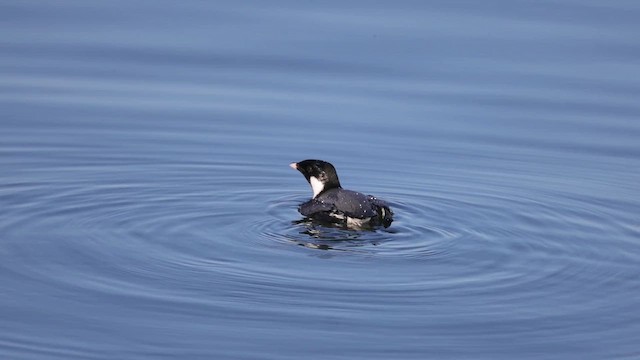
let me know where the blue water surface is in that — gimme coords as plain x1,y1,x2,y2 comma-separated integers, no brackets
2,1,640,359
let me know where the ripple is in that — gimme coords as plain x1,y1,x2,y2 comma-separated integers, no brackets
1,99,639,360
3,0,640,357
2,142,640,360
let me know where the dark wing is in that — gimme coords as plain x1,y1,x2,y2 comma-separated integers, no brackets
314,189,377,219
299,199,335,217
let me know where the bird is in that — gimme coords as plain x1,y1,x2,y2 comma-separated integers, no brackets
289,159,393,228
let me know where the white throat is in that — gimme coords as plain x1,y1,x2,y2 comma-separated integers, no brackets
309,176,325,198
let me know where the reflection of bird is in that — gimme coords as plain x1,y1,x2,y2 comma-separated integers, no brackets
289,159,393,228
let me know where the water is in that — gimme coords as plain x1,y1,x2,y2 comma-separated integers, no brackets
2,1,640,359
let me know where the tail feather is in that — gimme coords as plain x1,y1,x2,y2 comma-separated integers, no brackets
379,205,394,228
369,196,394,228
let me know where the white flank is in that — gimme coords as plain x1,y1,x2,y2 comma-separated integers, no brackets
347,217,370,227
309,176,325,198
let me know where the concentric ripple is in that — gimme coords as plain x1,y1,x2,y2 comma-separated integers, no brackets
2,133,640,360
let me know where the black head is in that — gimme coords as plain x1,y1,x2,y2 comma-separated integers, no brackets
289,159,342,198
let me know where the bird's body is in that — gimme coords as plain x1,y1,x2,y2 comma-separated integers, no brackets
290,160,393,228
